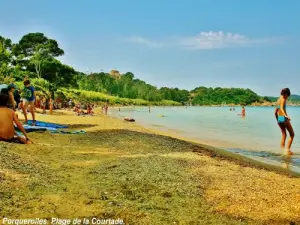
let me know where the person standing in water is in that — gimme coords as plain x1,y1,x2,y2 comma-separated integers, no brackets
241,106,245,116
275,88,294,155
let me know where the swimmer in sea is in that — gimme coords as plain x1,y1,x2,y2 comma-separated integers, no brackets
275,88,294,155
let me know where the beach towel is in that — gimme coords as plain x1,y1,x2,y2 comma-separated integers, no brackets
50,130,86,134
15,131,25,138
22,125,57,132
27,120,68,129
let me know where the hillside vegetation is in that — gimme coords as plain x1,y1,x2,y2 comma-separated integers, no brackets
1,32,273,106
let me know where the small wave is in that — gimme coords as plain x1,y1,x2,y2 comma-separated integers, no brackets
226,148,300,166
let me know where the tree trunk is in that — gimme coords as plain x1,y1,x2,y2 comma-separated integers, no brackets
35,61,42,78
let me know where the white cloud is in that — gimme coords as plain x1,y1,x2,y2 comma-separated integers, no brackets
179,31,250,49
128,31,283,50
128,36,164,48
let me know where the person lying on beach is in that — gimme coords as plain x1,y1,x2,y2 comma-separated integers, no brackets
275,88,294,155
0,93,30,144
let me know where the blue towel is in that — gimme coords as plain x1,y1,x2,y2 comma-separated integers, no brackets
15,131,25,138
23,125,57,132
27,120,68,128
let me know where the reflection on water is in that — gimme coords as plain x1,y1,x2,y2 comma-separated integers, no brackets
226,148,300,172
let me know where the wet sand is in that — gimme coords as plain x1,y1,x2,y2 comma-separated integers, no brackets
0,109,300,224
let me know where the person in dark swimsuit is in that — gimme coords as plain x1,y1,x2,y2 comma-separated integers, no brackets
14,89,21,109
275,88,294,155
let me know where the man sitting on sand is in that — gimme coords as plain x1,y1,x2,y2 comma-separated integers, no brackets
22,80,36,125
0,93,30,144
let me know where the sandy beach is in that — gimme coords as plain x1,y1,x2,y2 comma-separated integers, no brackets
1,109,300,224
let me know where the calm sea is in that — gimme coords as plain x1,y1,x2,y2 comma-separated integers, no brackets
111,106,300,173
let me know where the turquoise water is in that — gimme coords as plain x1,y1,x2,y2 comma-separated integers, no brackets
111,106,300,173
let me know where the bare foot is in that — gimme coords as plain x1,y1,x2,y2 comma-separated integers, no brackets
285,150,294,155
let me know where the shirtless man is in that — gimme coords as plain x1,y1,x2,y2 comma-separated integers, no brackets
0,93,29,144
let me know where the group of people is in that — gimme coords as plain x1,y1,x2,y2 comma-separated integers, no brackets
230,106,246,116
36,96,54,114
74,102,95,116
0,78,36,143
0,84,296,154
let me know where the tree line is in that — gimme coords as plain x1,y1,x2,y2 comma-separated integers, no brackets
1,32,266,105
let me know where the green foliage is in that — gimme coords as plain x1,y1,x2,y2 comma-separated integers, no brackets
57,89,180,106
191,87,261,105
78,72,191,103
1,32,272,106
0,36,13,80
265,95,300,104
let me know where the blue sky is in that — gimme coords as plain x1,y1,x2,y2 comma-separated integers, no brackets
1,0,299,96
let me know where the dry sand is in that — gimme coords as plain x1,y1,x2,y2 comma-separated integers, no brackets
0,109,300,224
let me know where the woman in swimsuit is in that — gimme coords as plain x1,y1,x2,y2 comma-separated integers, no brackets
275,88,294,155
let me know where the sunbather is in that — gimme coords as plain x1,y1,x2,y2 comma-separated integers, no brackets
0,93,30,144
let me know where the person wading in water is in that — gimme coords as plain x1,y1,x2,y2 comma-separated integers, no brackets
275,88,295,155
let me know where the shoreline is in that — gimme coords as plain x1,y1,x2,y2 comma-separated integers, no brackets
1,109,300,223
112,104,300,108
109,110,300,177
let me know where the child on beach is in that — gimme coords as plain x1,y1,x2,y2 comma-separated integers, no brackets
22,80,36,125
275,88,294,155
0,93,29,144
